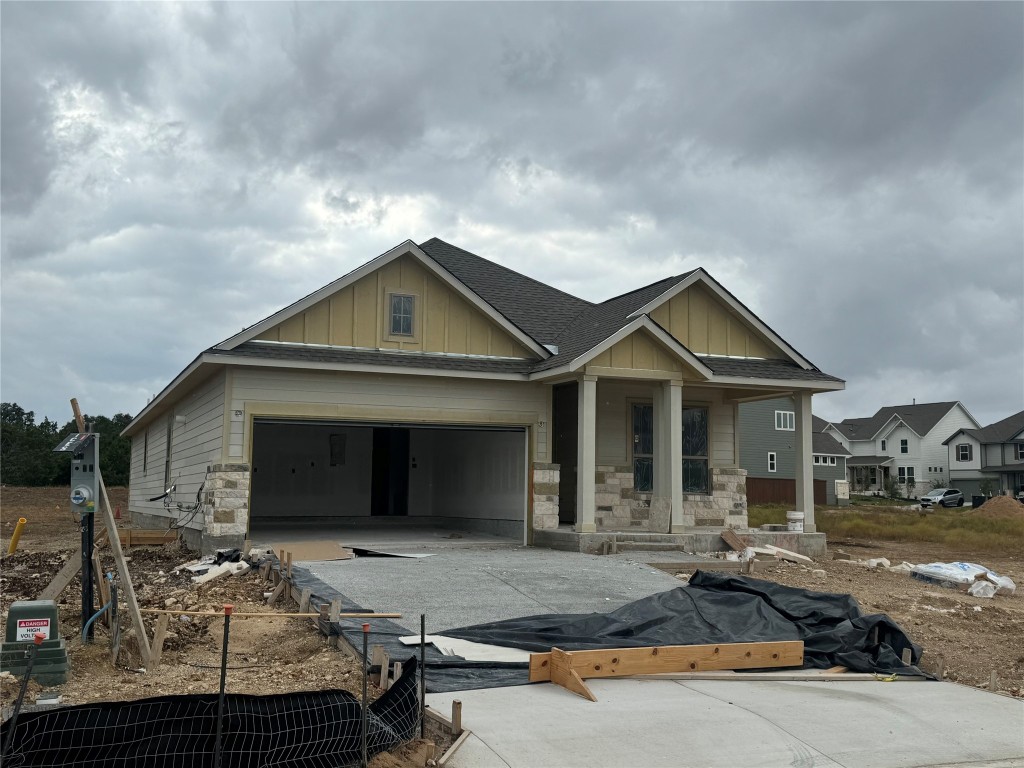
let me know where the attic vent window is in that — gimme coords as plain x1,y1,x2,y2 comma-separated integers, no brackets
390,294,414,336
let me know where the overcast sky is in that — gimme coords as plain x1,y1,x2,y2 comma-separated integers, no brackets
2,2,1022,429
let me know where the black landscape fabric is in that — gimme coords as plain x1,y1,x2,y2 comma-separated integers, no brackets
0,656,420,768
443,571,930,679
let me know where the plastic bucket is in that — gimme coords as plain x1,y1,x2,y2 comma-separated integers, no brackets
786,511,805,533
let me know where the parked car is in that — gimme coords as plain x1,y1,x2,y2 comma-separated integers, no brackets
920,488,964,508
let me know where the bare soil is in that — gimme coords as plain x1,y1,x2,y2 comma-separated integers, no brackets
0,487,445,766
749,539,1023,697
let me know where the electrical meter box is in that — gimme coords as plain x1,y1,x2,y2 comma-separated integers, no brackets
1,600,69,685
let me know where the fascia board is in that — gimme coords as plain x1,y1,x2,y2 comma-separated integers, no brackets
565,317,645,372
640,316,714,378
705,375,845,392
628,269,816,370
941,428,969,446
214,240,550,359
205,353,530,382
120,354,208,437
562,316,714,379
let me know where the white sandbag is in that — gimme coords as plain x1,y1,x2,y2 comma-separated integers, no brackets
911,562,1016,596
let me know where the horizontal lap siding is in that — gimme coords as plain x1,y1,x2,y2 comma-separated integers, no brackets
228,368,549,463
129,372,226,526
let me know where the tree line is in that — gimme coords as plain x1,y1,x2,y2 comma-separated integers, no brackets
1,403,133,486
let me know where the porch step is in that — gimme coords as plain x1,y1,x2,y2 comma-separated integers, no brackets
612,542,693,553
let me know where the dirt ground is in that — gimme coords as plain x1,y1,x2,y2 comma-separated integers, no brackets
0,487,444,766
2,487,1020,744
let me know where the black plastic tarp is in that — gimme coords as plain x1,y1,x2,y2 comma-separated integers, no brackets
442,571,930,678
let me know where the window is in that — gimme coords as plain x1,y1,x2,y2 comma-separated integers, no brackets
881,439,887,452
632,403,654,493
142,429,149,473
775,411,795,431
813,456,820,466
682,406,709,493
898,466,915,483
957,444,973,462
389,294,414,336
768,452,777,473
900,439,908,454
830,456,837,466
1016,444,1024,461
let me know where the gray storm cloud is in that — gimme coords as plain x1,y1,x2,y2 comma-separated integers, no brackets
1,2,1021,425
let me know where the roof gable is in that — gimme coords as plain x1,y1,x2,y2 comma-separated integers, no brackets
626,269,815,369
215,240,549,358
841,402,961,440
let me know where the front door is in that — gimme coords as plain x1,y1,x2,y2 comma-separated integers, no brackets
632,403,654,493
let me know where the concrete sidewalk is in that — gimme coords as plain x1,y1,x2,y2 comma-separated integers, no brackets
427,679,1024,768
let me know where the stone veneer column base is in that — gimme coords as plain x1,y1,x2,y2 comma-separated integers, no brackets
679,467,748,529
201,463,251,554
532,463,560,530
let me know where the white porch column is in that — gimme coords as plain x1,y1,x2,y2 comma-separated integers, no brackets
794,391,816,532
575,375,597,533
666,381,685,531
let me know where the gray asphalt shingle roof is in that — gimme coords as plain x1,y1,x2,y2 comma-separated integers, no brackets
839,402,960,440
813,432,850,456
419,238,592,345
215,342,534,374
699,357,843,383
944,410,1024,445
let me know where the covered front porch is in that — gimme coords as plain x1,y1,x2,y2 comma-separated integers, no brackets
847,455,894,494
530,368,823,551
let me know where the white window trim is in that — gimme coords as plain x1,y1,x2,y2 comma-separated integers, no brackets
774,411,795,431
900,439,909,454
1015,444,1024,461
768,452,777,473
956,444,972,462
898,466,916,482
880,439,887,452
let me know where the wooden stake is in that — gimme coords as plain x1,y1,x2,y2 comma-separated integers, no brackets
330,599,342,623
549,647,597,702
451,700,463,736
98,468,152,668
150,613,169,670
299,588,312,615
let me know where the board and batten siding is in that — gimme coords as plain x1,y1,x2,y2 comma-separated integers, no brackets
595,380,736,468
227,367,550,463
129,371,226,528
648,283,781,359
254,254,532,359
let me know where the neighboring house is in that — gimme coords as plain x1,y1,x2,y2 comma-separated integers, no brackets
739,398,850,505
943,410,1024,498
121,238,844,552
821,402,980,497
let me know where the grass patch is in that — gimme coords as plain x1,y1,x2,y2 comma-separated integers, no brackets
847,495,917,508
746,505,1023,554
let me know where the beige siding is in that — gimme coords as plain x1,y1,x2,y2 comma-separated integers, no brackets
590,331,683,373
227,367,550,463
595,381,736,467
650,283,781,359
255,254,533,359
129,371,226,527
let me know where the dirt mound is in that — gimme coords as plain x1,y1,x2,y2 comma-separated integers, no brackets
971,495,1024,519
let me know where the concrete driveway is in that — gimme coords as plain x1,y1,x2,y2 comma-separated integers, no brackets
299,544,682,632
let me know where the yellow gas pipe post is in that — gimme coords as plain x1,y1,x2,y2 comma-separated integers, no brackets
7,518,27,554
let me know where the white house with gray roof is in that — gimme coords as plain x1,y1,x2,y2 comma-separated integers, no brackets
122,238,844,553
822,401,980,497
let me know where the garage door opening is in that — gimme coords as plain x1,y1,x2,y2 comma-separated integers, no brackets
248,420,527,543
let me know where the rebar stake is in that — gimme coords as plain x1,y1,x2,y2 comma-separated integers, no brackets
214,604,233,768
420,613,426,739
1,632,45,762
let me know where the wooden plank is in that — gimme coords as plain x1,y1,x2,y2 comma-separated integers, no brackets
549,647,597,702
299,588,312,615
39,545,85,601
720,529,746,552
266,580,286,606
150,614,169,670
647,561,744,574
329,599,342,622
370,644,388,687
530,641,804,684
451,700,463,736
623,671,898,681
141,608,402,618
116,530,177,546
92,548,112,628
98,468,152,668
